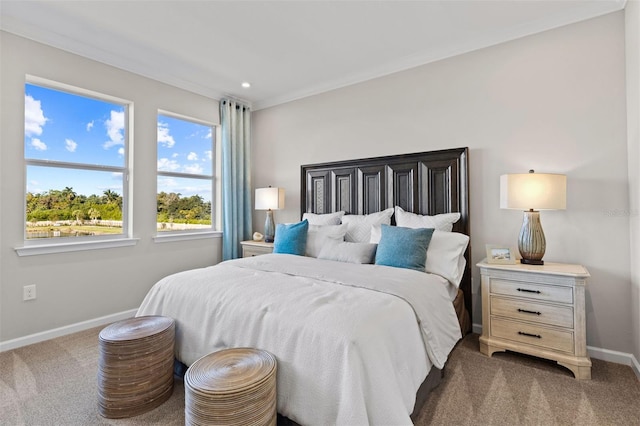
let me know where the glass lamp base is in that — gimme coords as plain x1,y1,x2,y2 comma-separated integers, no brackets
264,210,275,243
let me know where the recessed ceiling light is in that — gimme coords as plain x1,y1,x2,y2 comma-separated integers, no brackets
241,82,251,89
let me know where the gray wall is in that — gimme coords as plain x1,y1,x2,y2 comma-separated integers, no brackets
625,1,640,369
0,32,222,343
253,12,634,353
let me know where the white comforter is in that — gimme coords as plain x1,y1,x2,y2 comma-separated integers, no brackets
137,254,461,425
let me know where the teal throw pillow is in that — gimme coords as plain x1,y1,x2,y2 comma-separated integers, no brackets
375,224,434,271
273,220,309,256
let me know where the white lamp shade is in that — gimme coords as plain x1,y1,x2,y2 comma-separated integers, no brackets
500,173,566,210
255,187,285,210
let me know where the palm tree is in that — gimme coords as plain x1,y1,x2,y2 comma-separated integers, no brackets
61,186,77,202
88,207,100,223
72,209,84,224
103,189,119,204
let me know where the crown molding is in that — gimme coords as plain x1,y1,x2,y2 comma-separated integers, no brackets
2,0,626,112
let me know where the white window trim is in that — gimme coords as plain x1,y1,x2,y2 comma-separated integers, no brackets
15,238,139,257
23,76,134,247
153,231,222,244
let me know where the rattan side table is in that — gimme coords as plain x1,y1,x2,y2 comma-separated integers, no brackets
184,347,277,426
97,315,175,418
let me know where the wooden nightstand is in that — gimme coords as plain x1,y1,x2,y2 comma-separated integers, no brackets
241,240,274,258
477,260,592,379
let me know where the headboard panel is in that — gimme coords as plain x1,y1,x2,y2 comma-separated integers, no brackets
301,147,471,319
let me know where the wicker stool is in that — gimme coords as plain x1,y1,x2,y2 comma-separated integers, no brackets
97,315,175,418
185,348,277,426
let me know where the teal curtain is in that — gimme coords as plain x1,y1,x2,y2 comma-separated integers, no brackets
220,99,252,260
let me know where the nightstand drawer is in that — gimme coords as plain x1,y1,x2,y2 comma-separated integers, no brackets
490,296,574,328
241,240,274,258
490,279,573,304
491,317,574,354
242,245,273,257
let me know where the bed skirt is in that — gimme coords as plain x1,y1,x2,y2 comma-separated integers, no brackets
454,288,471,335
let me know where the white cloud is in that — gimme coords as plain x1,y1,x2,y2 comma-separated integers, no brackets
157,158,180,172
204,150,212,160
172,153,179,158
27,179,43,194
157,121,175,148
25,95,48,137
86,121,94,131
30,138,47,151
205,129,212,139
103,110,125,149
157,176,177,192
65,138,77,152
183,163,204,174
157,177,212,200
118,147,125,157
187,152,198,161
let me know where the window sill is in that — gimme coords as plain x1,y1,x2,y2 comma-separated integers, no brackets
15,238,140,257
153,231,222,243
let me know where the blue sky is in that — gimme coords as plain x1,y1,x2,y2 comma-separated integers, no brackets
25,84,213,201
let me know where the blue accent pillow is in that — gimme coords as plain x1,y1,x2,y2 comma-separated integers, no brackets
375,224,434,271
273,220,309,256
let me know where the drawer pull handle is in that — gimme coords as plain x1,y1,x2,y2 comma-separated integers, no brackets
517,288,541,294
518,331,542,339
517,308,541,316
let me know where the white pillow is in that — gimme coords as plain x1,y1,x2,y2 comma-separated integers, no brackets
394,206,460,232
302,211,345,226
424,230,469,287
305,224,347,258
370,226,468,287
341,208,394,243
318,241,377,264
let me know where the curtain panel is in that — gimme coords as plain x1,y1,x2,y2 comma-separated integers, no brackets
220,99,252,260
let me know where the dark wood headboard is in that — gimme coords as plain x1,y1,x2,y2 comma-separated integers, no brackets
300,147,471,319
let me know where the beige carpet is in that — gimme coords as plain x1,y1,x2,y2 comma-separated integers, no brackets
1,327,638,425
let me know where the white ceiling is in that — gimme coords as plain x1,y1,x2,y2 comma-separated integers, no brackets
0,0,626,110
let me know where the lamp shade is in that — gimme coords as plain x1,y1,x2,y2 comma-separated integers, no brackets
500,172,566,211
255,187,285,210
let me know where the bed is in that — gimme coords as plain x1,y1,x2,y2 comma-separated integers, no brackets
137,147,471,425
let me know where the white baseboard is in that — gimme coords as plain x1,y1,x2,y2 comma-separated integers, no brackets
587,345,640,380
0,309,137,353
472,323,640,380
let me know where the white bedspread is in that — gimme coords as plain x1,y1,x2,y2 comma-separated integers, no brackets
137,254,461,425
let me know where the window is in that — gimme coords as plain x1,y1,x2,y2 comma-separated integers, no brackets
157,113,214,233
24,78,130,241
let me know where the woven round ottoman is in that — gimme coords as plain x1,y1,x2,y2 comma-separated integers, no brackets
185,348,277,426
97,315,175,418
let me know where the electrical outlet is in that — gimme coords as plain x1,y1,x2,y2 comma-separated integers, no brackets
23,284,36,301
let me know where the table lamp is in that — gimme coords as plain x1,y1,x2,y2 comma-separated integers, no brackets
255,187,285,243
500,170,566,265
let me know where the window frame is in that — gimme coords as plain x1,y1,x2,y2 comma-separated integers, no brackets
154,110,218,239
16,75,136,256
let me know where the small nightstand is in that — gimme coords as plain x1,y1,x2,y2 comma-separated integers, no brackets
241,240,274,258
477,260,592,379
